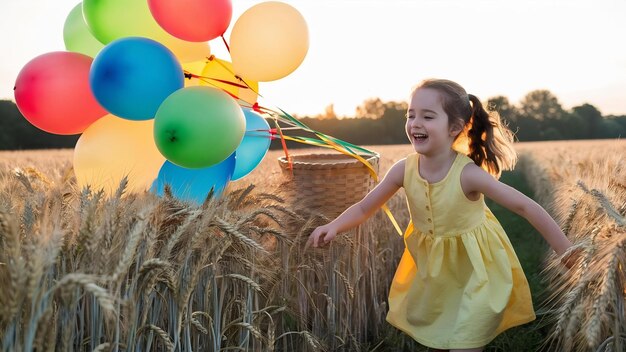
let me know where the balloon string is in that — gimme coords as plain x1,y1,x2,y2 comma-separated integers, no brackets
183,58,376,173
181,57,282,122
189,73,275,122
221,35,230,53
272,120,292,170
246,128,299,140
185,74,253,107
215,34,258,108
182,57,399,233
189,74,248,89
183,68,403,235
205,76,248,89
183,68,274,119
254,109,404,236
275,127,403,236
206,55,262,97
234,75,260,96
190,75,274,117
214,37,259,97
185,55,261,97
184,57,402,235
184,66,248,89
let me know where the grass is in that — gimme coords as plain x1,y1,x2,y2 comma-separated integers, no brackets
486,169,550,352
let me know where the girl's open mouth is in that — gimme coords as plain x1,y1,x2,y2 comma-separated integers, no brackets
413,132,428,144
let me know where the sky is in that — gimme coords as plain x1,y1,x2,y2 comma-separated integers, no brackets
1,0,625,117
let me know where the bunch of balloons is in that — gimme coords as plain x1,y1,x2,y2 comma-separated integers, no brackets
14,0,309,203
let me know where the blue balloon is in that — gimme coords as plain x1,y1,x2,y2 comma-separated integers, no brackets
231,108,271,180
152,152,236,204
90,37,184,120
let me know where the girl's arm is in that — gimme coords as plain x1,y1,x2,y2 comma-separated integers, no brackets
307,158,405,248
461,163,573,256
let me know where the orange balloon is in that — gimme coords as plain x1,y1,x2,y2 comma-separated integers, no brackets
229,2,308,82
73,115,165,195
200,57,259,105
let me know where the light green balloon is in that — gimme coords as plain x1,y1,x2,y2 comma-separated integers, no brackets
82,0,210,62
154,87,246,169
63,3,104,58
83,0,161,44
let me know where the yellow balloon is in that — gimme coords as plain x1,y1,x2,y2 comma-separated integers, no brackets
73,115,165,195
199,57,259,105
182,60,207,87
230,1,308,82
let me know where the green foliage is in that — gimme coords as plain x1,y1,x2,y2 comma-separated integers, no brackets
486,170,550,352
2,87,625,151
288,90,625,148
0,100,79,150
572,103,603,138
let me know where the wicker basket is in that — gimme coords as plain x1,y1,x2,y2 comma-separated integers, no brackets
278,153,380,219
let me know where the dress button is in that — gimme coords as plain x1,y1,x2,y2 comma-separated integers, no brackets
429,230,434,234
427,218,432,223
426,205,430,210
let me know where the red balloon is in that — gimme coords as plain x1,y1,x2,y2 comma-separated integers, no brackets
148,0,232,42
14,52,107,135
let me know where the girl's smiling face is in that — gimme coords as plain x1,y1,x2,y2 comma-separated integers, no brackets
406,88,462,155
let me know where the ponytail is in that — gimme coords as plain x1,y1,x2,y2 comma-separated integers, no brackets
466,94,517,178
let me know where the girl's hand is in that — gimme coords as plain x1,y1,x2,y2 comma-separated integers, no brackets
560,245,583,269
306,225,338,249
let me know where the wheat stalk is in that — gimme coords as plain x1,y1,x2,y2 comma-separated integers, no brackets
234,322,266,342
108,213,149,282
578,181,626,227
92,342,110,352
164,209,202,257
586,250,619,348
275,330,325,352
13,167,34,193
52,273,115,315
137,324,175,351
224,273,262,292
214,217,269,254
334,268,355,299
0,207,27,322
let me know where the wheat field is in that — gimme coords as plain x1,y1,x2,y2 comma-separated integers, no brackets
0,140,624,351
516,140,626,352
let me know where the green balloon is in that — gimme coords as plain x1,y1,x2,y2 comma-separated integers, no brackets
83,0,160,43
154,87,246,169
82,0,209,62
63,3,105,58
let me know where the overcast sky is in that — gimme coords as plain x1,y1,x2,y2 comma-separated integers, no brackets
2,0,625,117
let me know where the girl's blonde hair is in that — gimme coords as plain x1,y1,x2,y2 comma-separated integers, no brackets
412,78,517,178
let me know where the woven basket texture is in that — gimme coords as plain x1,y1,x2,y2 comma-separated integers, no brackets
278,153,380,219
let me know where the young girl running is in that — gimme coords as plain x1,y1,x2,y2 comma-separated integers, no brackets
307,79,576,351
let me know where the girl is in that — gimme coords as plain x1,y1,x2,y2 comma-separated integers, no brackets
307,79,577,352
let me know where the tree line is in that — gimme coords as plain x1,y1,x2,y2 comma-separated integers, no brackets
295,90,626,148
0,100,79,150
1,89,624,150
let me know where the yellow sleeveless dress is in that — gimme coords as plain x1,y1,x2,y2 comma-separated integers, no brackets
386,152,536,349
